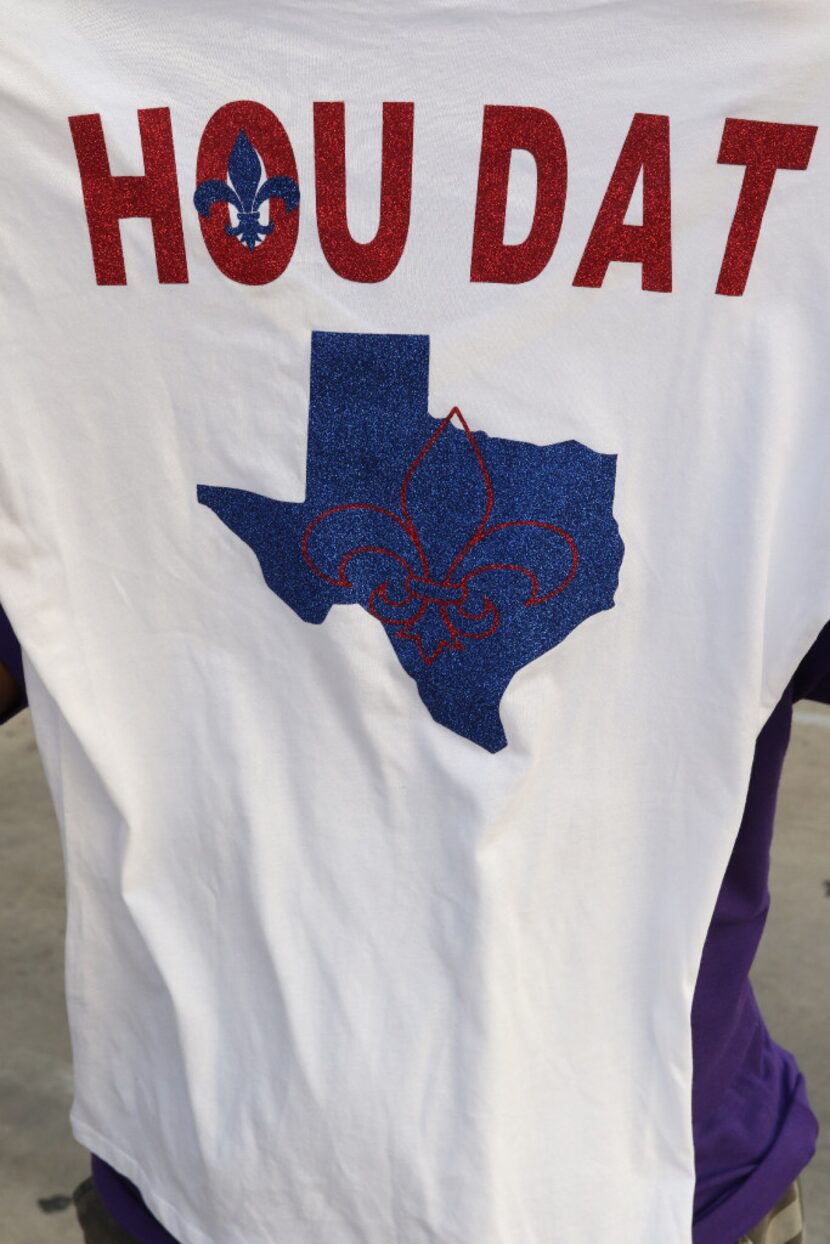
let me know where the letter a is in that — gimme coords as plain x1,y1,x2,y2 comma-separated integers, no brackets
573,113,671,293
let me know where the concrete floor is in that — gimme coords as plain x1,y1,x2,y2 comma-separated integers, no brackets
0,706,828,1243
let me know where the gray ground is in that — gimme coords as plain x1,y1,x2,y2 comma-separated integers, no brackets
0,706,828,1243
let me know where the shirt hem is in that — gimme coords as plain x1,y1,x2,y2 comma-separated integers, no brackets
691,1098,818,1244
70,1116,211,1244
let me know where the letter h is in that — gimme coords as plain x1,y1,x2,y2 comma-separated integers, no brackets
68,107,188,285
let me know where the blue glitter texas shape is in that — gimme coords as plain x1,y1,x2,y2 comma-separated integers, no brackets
198,332,624,752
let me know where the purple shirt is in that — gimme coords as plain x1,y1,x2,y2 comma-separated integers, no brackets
1,604,827,1244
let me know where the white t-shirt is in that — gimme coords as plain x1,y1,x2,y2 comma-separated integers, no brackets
1,3,829,1241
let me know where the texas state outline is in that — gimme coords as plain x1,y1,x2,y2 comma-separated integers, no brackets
198,331,624,752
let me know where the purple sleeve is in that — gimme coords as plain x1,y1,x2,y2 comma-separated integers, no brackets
0,601,27,721
792,620,830,706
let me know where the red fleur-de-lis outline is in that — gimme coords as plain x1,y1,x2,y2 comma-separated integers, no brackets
300,406,579,664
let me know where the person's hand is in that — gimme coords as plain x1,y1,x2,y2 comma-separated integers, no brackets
0,660,22,717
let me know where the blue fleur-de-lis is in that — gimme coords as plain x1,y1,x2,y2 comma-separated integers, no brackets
193,129,300,251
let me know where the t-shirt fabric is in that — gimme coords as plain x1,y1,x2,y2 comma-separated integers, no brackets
2,4,830,1242
3,611,827,1244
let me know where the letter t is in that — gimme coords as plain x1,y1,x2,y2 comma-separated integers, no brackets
716,118,817,296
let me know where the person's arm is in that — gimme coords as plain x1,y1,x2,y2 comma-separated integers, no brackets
792,620,830,705
0,661,21,718
0,603,26,723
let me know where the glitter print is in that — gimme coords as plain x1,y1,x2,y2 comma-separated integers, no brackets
198,332,625,751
